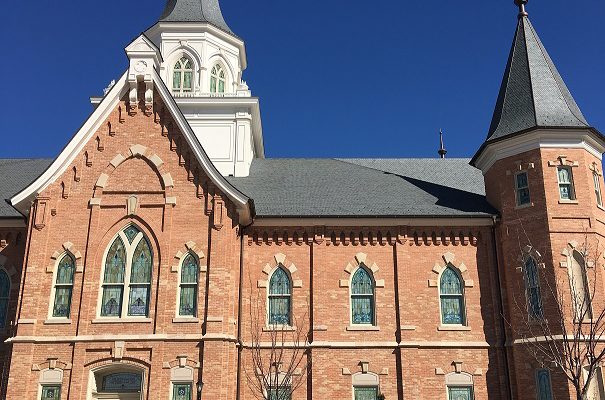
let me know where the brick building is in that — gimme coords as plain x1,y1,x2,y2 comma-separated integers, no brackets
0,0,603,399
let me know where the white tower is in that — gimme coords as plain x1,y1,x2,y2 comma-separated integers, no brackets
145,0,264,177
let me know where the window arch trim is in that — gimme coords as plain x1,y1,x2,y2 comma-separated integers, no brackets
171,54,196,94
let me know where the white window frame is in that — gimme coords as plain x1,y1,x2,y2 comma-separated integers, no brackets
47,252,75,320
349,265,376,326
266,264,293,327
557,166,576,201
96,226,153,319
0,268,10,329
438,265,467,327
593,171,603,207
176,252,199,318
515,171,531,206
172,56,194,94
210,63,227,94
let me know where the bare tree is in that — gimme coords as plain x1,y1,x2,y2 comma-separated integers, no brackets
244,277,310,400
509,234,605,400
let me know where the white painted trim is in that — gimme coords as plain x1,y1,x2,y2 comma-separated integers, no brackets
251,217,494,227
474,129,605,174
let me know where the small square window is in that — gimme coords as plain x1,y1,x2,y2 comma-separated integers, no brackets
448,386,474,400
354,386,378,400
557,166,576,201
173,383,192,400
41,385,61,400
515,172,531,206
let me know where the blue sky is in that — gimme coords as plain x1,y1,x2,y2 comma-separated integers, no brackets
1,0,603,159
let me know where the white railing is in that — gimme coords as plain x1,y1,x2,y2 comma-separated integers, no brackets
172,91,243,98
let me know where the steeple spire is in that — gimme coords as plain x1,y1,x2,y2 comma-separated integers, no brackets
438,129,447,159
159,0,233,34
515,0,529,18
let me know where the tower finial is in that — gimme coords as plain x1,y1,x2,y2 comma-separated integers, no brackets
515,0,529,18
438,129,447,159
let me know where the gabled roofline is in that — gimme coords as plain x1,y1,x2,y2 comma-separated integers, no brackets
10,65,254,225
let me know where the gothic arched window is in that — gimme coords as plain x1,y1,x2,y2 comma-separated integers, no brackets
179,253,199,317
52,254,75,318
100,225,152,318
210,64,226,94
524,257,543,319
570,251,592,321
268,266,291,325
173,57,193,94
351,266,375,325
440,267,465,325
0,270,9,328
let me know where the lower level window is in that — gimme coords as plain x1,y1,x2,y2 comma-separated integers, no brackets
536,369,553,400
173,383,192,400
354,387,378,400
41,385,61,400
268,387,292,400
448,386,473,400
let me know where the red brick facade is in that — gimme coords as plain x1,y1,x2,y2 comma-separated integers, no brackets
0,74,602,400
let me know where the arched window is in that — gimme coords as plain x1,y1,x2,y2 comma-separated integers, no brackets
440,267,465,325
570,251,592,320
173,57,193,94
524,257,543,319
100,225,152,318
351,266,375,325
210,64,226,94
268,265,291,325
0,269,9,328
51,254,75,318
178,253,199,317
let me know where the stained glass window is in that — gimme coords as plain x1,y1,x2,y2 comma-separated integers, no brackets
100,225,153,318
594,172,603,207
269,266,291,325
536,369,553,400
41,385,61,400
173,383,192,400
179,254,198,317
52,254,75,318
448,386,473,400
524,257,543,319
515,172,531,206
351,266,375,325
210,64,226,94
102,372,142,392
354,387,378,400
440,267,465,325
557,166,575,200
173,57,193,93
0,269,9,328
268,387,292,400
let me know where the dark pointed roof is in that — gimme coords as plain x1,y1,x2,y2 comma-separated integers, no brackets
159,0,233,34
485,15,590,143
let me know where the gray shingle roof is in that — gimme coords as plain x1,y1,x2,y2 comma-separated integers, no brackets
486,16,589,143
0,159,53,218
228,158,496,218
158,0,233,34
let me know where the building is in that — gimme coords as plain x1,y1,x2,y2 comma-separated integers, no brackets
0,0,603,398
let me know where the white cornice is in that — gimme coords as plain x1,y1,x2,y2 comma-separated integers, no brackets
251,217,495,227
475,129,605,174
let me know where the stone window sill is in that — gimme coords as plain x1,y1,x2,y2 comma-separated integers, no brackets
346,325,380,331
515,202,533,210
263,325,297,332
438,325,471,331
92,318,152,324
559,199,579,205
400,325,417,331
44,319,72,325
173,317,199,323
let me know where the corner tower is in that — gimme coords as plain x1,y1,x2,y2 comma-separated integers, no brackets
146,0,264,177
473,1,605,398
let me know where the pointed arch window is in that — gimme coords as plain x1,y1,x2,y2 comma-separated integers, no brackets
536,369,553,400
173,57,193,94
570,251,592,321
268,266,291,325
100,225,153,318
51,254,75,318
210,64,226,94
0,270,9,328
524,257,543,319
440,267,465,325
351,266,375,325
179,253,199,317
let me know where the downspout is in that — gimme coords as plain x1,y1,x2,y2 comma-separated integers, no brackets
236,227,245,400
491,216,514,399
